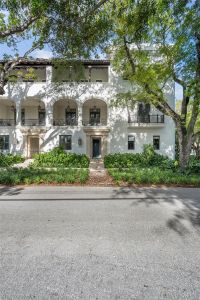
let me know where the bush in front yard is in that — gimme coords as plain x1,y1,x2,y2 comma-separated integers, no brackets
104,144,170,168
0,153,24,167
108,167,200,185
0,168,89,185
32,147,90,168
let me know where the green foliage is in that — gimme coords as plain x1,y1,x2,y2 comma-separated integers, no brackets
0,168,89,185
0,154,24,167
186,157,200,175
32,147,90,168
104,144,170,168
105,144,199,175
108,167,200,186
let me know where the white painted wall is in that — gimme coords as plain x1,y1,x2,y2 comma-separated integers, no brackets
0,60,176,159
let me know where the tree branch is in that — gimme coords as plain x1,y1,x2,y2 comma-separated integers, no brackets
0,15,40,39
123,36,136,75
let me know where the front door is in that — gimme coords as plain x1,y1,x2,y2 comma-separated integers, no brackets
92,138,101,158
29,137,39,158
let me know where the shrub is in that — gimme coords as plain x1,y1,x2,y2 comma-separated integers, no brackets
0,153,24,167
108,167,200,186
104,144,170,168
32,147,90,168
185,157,200,174
0,168,89,185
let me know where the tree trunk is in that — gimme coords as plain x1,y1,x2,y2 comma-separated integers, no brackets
0,82,5,95
177,127,193,171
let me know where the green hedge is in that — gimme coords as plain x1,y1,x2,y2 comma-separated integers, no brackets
104,145,171,168
0,154,24,167
108,167,200,185
0,168,89,185
32,147,90,168
104,145,200,174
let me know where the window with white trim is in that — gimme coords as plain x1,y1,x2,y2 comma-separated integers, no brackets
0,135,9,151
128,135,135,150
59,135,72,150
153,136,160,150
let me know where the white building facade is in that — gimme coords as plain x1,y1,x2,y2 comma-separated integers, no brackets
0,59,175,159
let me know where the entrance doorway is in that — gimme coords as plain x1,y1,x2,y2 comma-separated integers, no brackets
92,138,101,158
29,136,40,157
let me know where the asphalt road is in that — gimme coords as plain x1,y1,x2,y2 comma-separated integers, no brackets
0,186,200,300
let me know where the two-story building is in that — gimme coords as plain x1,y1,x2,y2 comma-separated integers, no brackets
0,58,175,159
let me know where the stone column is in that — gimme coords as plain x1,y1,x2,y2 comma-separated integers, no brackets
46,66,52,84
46,103,53,126
77,103,83,126
15,102,21,126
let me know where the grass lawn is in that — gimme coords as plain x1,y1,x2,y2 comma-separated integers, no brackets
0,168,89,185
108,167,200,186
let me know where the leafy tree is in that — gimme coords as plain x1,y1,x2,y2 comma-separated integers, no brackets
0,0,110,94
109,0,200,170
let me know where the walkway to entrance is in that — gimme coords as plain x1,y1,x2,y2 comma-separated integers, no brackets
13,159,34,169
88,159,114,186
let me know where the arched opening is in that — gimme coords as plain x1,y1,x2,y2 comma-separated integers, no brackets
53,99,78,126
0,99,16,126
21,99,46,126
82,99,107,126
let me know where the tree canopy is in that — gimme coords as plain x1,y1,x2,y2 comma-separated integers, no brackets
107,0,200,169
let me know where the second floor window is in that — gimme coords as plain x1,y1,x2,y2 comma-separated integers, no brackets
38,109,46,125
138,103,150,122
90,108,100,125
59,135,72,150
65,109,76,125
128,135,135,150
0,135,9,151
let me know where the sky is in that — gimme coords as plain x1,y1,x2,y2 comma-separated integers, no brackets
0,41,183,100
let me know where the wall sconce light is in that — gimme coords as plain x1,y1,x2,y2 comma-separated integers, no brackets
78,137,82,146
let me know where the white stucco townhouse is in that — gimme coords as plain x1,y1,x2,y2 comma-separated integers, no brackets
0,56,175,159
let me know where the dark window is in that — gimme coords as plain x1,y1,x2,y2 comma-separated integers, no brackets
21,108,25,125
153,136,160,150
65,109,76,125
38,109,46,125
59,135,72,150
138,103,150,122
0,135,9,151
90,108,100,125
128,135,135,150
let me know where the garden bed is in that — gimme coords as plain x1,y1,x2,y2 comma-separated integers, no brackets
0,168,89,185
108,167,200,186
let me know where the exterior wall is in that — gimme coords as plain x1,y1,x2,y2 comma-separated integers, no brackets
0,60,176,159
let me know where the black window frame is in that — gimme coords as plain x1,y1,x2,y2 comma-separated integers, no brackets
153,135,160,150
59,135,72,150
65,109,77,125
128,135,135,150
0,135,9,151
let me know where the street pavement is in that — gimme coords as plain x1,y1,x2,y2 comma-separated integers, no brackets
0,186,200,300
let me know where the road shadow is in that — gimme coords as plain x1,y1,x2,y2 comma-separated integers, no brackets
112,187,200,236
0,186,24,196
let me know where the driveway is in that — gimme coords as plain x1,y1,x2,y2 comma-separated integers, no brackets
0,186,200,299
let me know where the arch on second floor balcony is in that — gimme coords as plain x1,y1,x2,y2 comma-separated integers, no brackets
82,98,108,126
0,99,16,126
20,98,46,126
53,98,78,126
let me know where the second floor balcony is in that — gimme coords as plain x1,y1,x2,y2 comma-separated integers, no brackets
128,114,165,127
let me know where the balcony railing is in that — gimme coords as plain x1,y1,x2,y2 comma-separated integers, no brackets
0,119,15,126
21,119,46,126
82,118,107,126
53,119,78,126
128,114,164,123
